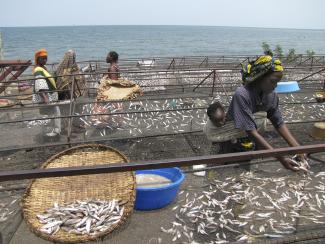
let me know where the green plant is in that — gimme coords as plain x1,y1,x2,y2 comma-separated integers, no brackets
261,42,272,55
274,45,283,58
306,50,315,58
286,48,297,62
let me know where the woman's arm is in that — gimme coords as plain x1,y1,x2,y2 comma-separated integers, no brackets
276,123,299,147
247,129,273,149
267,94,302,148
40,92,49,103
276,123,307,161
247,129,298,171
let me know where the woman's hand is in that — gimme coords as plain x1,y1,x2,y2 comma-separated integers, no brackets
279,157,300,171
246,129,307,172
297,153,308,161
293,154,310,170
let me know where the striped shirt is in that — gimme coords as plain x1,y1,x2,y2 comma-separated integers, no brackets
227,85,284,131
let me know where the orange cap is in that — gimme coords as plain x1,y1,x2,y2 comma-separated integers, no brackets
34,49,48,65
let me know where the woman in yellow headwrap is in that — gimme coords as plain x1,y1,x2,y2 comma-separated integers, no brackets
210,55,307,171
32,49,61,136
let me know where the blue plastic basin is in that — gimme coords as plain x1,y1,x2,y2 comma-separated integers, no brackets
275,81,300,93
135,168,185,210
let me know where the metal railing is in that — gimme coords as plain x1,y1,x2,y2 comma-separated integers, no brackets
0,144,324,182
0,59,324,152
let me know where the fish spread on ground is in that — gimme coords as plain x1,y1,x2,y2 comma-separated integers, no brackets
161,168,325,243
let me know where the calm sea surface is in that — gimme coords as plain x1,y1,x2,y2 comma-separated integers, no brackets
1,25,325,62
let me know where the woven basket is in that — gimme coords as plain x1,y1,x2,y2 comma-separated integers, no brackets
22,144,135,243
97,78,142,101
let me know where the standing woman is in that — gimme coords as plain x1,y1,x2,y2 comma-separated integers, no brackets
33,49,61,136
106,51,120,80
227,55,306,171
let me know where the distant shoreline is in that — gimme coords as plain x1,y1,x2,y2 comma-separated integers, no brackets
1,25,325,31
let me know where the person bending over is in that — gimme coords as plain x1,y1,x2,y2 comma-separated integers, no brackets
227,55,306,171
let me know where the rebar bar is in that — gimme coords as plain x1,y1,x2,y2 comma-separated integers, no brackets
0,144,324,182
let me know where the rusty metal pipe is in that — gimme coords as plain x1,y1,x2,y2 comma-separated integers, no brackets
0,144,324,182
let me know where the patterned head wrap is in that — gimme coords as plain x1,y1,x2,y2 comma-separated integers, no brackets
34,49,48,65
241,55,284,84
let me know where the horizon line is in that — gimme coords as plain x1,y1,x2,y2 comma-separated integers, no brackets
1,24,325,31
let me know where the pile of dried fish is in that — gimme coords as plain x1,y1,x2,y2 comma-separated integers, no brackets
161,170,325,243
124,72,178,92
80,98,208,137
37,199,124,236
0,197,20,223
77,91,325,139
281,102,325,122
25,117,50,128
291,155,310,173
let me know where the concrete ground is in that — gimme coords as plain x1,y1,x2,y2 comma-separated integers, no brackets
0,123,324,244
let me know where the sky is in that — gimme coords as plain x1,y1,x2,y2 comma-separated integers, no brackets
0,0,325,29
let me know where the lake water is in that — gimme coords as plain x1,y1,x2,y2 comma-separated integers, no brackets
1,25,325,62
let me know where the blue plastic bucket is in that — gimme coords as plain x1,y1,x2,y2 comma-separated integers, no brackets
275,81,300,93
135,168,185,210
